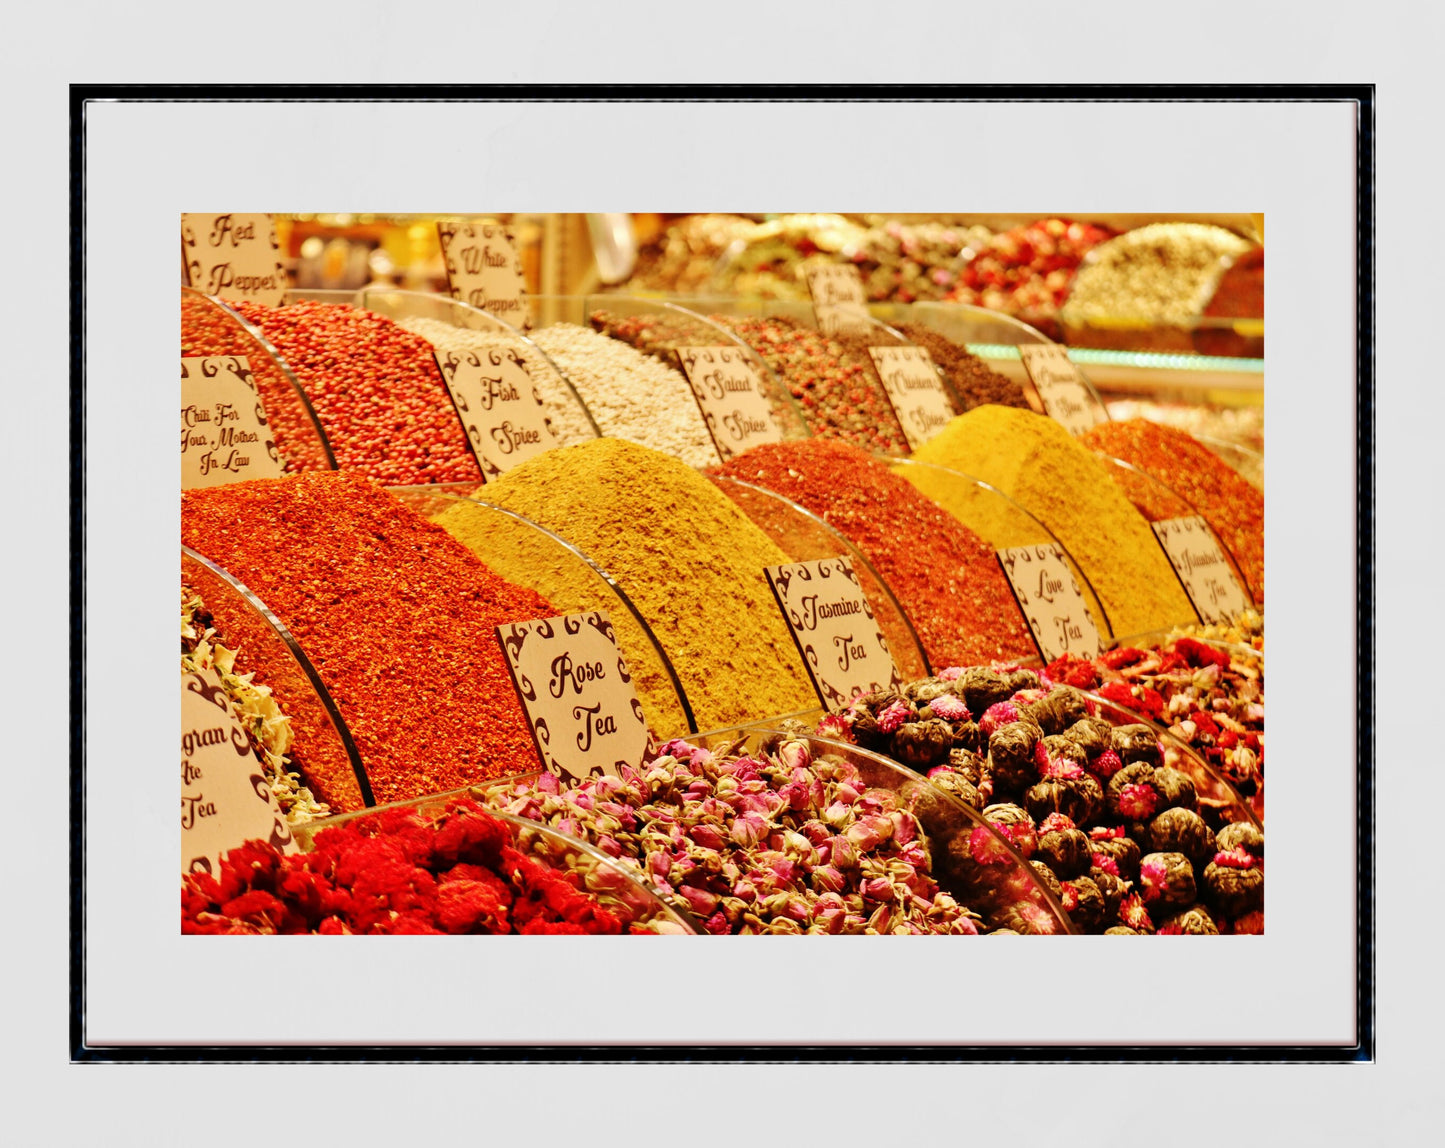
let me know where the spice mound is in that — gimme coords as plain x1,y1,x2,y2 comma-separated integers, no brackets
891,322,1031,411
181,471,553,809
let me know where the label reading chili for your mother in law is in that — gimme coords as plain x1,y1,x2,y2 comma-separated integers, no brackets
996,543,1103,663
1150,515,1253,625
802,261,874,338
1017,344,1109,436
437,220,529,328
497,611,651,784
765,556,902,711
434,345,559,481
181,213,287,306
676,346,786,461
867,345,956,450
181,356,285,490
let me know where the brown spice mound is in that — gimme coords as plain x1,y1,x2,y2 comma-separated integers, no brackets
891,322,1031,411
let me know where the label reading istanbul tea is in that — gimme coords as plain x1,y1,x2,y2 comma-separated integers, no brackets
1150,515,1254,625
1017,344,1108,436
181,356,285,489
867,345,956,450
497,611,651,784
996,543,1103,663
675,346,786,461
182,667,295,876
434,345,558,481
437,220,529,328
181,214,287,306
802,261,873,338
765,556,902,711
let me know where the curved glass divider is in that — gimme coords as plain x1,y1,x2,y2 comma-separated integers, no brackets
181,287,337,474
389,485,696,737
282,287,363,305
1191,432,1265,491
867,300,1060,349
708,474,931,682
181,547,373,813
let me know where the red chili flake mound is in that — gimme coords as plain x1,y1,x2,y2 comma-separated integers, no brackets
232,299,482,486
181,471,551,808
716,439,1035,666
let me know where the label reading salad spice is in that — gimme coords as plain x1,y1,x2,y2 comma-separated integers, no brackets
181,356,285,489
181,214,287,306
996,543,1103,663
182,667,295,876
765,556,902,711
675,346,786,461
497,611,651,783
1017,344,1108,436
1150,515,1253,624
434,345,558,481
437,220,529,328
802,261,873,338
867,345,956,450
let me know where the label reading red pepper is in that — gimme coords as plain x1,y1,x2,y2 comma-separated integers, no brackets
181,214,287,306
433,345,559,482
181,356,286,490
437,220,529,329
996,543,1103,663
1018,344,1109,436
675,346,786,462
802,261,874,338
1149,515,1254,625
867,345,957,450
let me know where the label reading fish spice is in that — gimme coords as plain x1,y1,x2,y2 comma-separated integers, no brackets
1150,515,1254,624
765,556,902,711
1017,344,1109,436
434,345,559,481
675,346,786,461
497,611,651,783
437,220,529,329
867,345,956,450
996,543,1103,662
182,667,296,876
181,213,287,306
802,261,874,338
181,356,286,489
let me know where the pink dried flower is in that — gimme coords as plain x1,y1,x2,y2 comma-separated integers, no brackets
1038,812,1076,835
730,812,768,848
1091,825,1125,841
678,885,719,917
1091,854,1120,877
1139,857,1168,902
968,825,1013,865
1116,783,1160,821
702,911,730,935
877,700,912,733
1090,749,1124,779
928,694,971,722
534,772,561,795
1042,756,1085,780
827,835,858,869
937,666,965,681
814,713,853,742
980,701,1019,734
778,739,812,771
1119,892,1153,931
811,865,845,893
1212,847,1258,869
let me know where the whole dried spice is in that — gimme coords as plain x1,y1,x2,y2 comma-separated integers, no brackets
890,322,1031,412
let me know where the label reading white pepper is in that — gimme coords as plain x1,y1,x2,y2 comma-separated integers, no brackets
434,345,559,481
497,611,651,784
675,346,786,461
867,345,957,450
1017,344,1108,436
437,220,529,328
181,214,287,306
181,356,286,490
1150,515,1253,624
802,261,874,338
765,556,902,711
996,543,1103,663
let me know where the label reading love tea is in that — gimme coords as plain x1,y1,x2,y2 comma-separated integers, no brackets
765,556,902,711
434,346,558,481
997,543,1103,662
1017,344,1108,436
437,220,529,328
497,611,651,783
1150,515,1254,624
182,667,296,876
802,262,873,338
181,356,285,489
181,214,287,306
676,346,786,461
867,345,956,450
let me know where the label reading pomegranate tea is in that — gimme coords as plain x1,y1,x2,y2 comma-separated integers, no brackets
437,220,529,328
1017,344,1108,436
802,261,874,338
181,214,287,306
1150,515,1254,624
997,543,1103,662
676,346,786,461
867,345,957,450
434,345,559,481
181,356,285,489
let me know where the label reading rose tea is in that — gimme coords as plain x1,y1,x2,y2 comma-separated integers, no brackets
182,667,296,876
434,346,559,481
1150,515,1254,625
867,345,957,450
181,214,287,306
181,356,286,490
675,346,786,461
1017,344,1109,436
802,261,874,338
437,220,529,329
765,556,902,711
497,611,651,783
996,543,1103,663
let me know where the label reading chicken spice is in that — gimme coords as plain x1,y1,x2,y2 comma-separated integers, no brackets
802,261,874,338
181,356,286,490
867,345,956,450
765,556,902,711
496,611,651,783
181,213,287,306
182,667,296,877
434,345,560,481
1017,344,1109,436
996,543,1103,663
1150,515,1254,625
437,220,529,329
675,346,786,461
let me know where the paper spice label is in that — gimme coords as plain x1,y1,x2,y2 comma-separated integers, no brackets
497,611,651,783
675,346,786,461
1150,515,1254,624
181,213,287,306
997,543,1103,662
182,667,295,876
1017,344,1108,436
867,345,956,449
765,556,902,711
437,220,529,328
181,356,285,489
434,346,558,481
802,261,873,337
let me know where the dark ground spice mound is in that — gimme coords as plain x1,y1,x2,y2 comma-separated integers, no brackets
891,322,1031,411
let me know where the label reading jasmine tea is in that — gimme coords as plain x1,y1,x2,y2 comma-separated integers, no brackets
434,345,558,481
1150,515,1253,624
181,356,286,489
676,346,786,461
181,213,287,306
997,543,1103,662
867,345,956,449
437,220,529,328
802,261,873,337
1017,344,1108,436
